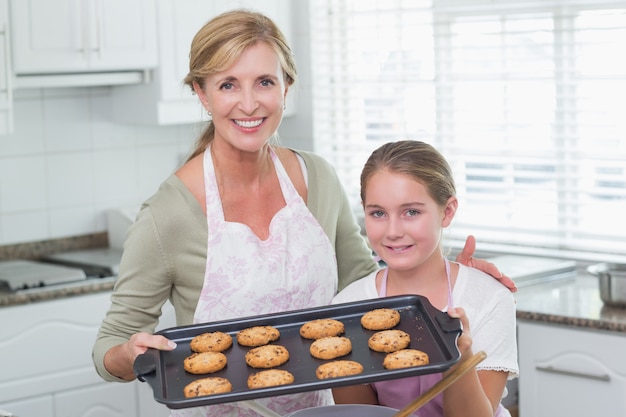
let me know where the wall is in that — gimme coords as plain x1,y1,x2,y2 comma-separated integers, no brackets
0,2,315,247
0,87,193,245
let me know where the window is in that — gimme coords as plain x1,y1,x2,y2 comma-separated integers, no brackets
310,0,626,258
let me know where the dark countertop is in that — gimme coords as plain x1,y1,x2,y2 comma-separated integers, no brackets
0,277,116,307
515,270,626,333
2,269,626,334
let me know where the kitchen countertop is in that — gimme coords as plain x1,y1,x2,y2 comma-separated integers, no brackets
515,271,626,333
2,269,626,334
0,276,116,307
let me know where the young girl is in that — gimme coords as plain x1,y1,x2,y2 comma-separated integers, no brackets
332,140,518,417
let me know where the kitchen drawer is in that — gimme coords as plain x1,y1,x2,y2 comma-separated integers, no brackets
518,321,626,417
0,292,111,402
55,382,136,417
0,395,52,417
0,290,172,417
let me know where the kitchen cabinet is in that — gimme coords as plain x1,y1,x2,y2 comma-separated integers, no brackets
111,0,294,125
0,291,171,417
10,0,157,75
0,396,52,417
518,320,626,417
0,0,12,135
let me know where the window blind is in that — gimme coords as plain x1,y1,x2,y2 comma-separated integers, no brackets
309,0,626,257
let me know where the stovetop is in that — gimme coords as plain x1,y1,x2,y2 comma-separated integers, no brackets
0,260,87,291
42,247,122,278
0,248,122,293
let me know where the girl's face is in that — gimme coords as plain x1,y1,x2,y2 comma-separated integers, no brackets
194,42,288,153
363,169,456,271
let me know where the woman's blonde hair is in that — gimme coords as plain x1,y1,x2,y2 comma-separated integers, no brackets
184,9,297,161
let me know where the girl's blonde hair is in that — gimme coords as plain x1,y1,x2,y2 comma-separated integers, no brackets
360,140,456,208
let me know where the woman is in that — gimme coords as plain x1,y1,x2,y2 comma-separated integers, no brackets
92,9,514,417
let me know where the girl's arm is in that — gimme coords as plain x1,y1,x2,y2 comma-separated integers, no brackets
444,308,510,417
332,384,378,405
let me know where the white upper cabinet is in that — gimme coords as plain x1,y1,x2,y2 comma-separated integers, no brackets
111,0,293,125
10,0,158,74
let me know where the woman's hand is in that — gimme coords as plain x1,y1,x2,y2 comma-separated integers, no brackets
104,332,177,381
455,235,517,293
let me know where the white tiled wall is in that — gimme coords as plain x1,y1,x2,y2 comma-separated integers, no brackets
0,87,201,245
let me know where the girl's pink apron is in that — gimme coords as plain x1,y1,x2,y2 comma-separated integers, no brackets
171,147,337,417
373,259,508,417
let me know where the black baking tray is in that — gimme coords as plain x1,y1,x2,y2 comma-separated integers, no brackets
134,294,461,409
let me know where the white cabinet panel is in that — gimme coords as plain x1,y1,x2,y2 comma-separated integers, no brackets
518,321,626,417
55,382,136,417
0,0,12,135
0,395,53,417
10,0,157,74
0,291,176,416
137,381,170,417
0,292,112,401
155,0,214,103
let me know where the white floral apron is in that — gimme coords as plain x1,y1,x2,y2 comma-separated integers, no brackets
171,147,337,417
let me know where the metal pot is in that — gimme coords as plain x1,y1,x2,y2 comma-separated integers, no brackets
587,263,626,308
283,405,400,417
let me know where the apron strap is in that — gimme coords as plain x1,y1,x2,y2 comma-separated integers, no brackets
378,258,454,309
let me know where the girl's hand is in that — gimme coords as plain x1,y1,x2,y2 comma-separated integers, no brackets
447,306,472,357
455,235,517,293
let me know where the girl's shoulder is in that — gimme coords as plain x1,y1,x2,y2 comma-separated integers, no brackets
456,263,515,296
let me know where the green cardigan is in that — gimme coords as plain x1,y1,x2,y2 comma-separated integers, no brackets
93,149,377,381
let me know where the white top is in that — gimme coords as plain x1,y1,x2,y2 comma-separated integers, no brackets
332,263,519,376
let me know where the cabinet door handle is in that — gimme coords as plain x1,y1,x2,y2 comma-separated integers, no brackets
536,365,611,382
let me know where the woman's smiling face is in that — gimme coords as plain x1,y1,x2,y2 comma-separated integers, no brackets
196,42,288,153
